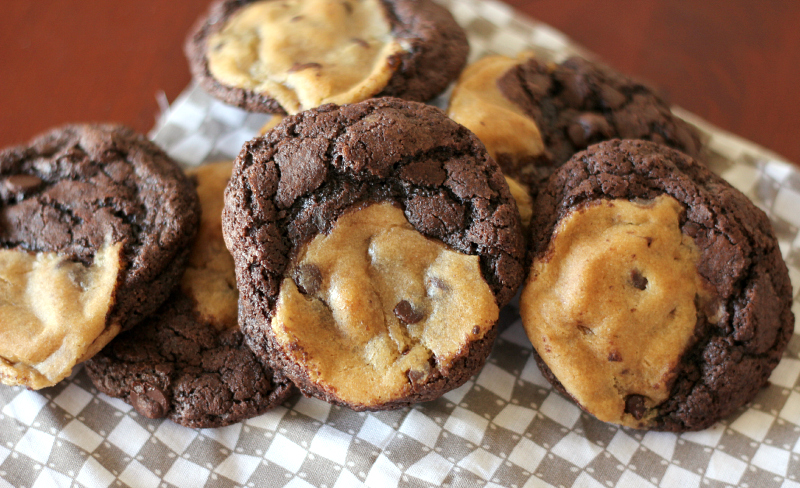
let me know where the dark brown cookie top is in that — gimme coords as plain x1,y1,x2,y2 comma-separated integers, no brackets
526,139,793,431
0,124,200,330
497,56,702,179
224,97,525,409
86,293,295,428
224,97,524,309
86,161,294,427
186,0,468,114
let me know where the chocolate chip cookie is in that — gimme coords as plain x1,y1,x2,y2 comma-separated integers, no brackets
448,54,702,213
87,162,294,427
520,139,793,431
223,97,525,410
187,0,468,114
0,124,200,390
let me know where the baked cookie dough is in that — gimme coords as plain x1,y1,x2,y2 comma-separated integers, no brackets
520,139,794,431
448,54,702,214
186,0,468,114
223,98,525,410
86,162,294,428
0,124,200,390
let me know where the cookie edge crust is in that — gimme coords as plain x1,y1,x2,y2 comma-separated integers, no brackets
86,293,297,429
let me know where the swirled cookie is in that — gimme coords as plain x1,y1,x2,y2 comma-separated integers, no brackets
223,98,525,410
0,124,199,389
87,162,295,428
448,54,702,220
186,0,468,114
520,139,793,431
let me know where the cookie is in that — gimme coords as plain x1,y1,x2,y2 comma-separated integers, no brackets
0,124,200,390
87,162,294,428
519,139,793,431
223,97,525,410
186,0,468,114
448,54,702,215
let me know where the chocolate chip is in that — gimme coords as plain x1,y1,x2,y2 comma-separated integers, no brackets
472,326,481,335
5,174,42,195
130,384,169,419
630,269,648,290
394,300,424,324
288,62,322,73
560,72,590,107
600,85,626,109
567,113,613,148
293,264,322,295
608,350,622,362
341,1,353,14
427,277,450,292
624,394,647,420
407,369,425,384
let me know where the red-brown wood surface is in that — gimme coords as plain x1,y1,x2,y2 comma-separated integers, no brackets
2,1,799,165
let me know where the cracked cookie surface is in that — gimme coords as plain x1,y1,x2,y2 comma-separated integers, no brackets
0,124,199,389
223,97,525,410
448,54,702,205
187,0,468,114
521,139,793,431
86,162,295,427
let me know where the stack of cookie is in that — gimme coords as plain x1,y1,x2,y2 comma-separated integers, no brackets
0,0,792,435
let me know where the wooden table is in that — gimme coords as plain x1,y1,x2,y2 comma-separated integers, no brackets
2,1,799,166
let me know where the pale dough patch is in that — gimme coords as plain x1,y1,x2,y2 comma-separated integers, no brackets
520,196,717,428
181,161,238,331
447,53,544,226
207,0,407,114
448,53,544,163
0,242,123,389
271,202,499,407
504,176,533,229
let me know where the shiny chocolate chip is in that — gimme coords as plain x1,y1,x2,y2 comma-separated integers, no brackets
630,269,648,290
567,113,613,147
293,264,322,295
394,300,424,324
130,384,169,419
624,394,647,420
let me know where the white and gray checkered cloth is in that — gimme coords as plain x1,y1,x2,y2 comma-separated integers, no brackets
3,1,799,486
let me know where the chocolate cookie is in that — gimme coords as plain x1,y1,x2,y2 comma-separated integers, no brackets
519,139,793,431
223,97,525,410
448,54,702,211
186,0,468,114
87,162,294,428
0,124,199,390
